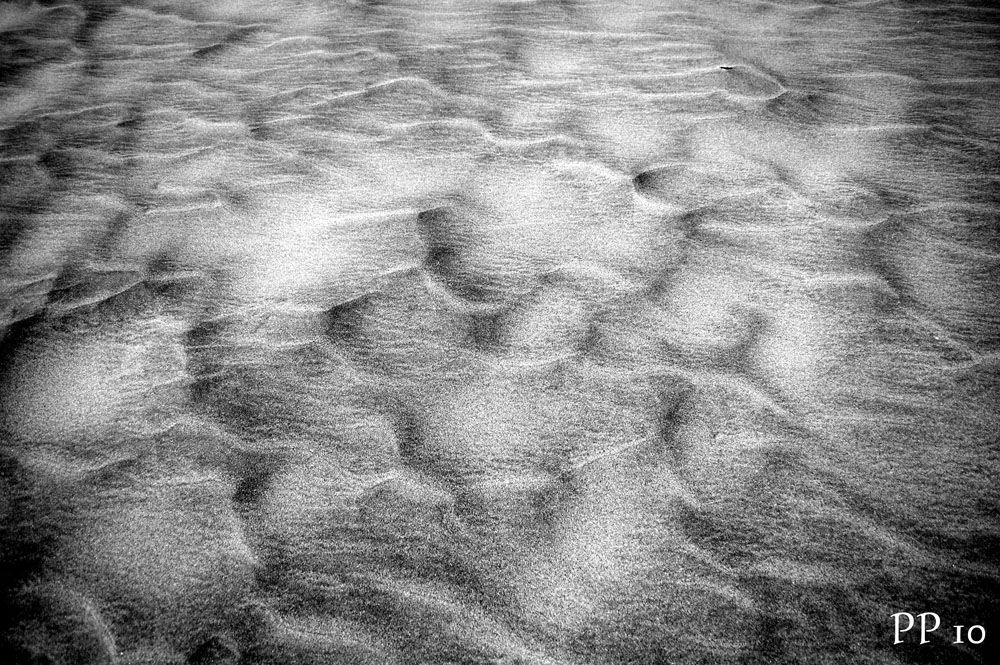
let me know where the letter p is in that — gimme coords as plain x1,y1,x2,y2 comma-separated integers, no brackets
893,612,914,644
918,612,940,644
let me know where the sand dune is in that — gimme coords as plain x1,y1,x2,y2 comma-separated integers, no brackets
2,1,998,663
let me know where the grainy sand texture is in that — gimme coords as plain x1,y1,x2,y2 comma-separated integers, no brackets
1,1,998,663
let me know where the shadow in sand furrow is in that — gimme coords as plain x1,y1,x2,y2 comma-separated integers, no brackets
743,553,995,665
3,268,199,334
358,476,457,543
64,479,256,654
453,471,570,550
185,336,350,438
816,175,921,223
229,449,284,512
235,451,551,663
187,25,264,61
0,277,60,332
858,214,915,290
700,434,994,664
716,63,786,100
741,575,878,665
186,633,240,665
4,582,118,665
858,210,1000,353
952,355,1000,408
655,305,770,376
325,293,384,343
652,379,699,465
0,4,86,86
762,89,888,126
73,1,126,46
631,161,777,211
323,271,498,379
1,107,151,280
251,522,500,625
463,304,530,353
0,454,64,597
266,571,555,665
0,457,115,662
0,426,262,661
44,269,145,314
415,253,645,362
243,614,398,665
416,204,543,305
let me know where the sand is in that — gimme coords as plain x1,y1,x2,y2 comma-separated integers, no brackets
1,1,998,663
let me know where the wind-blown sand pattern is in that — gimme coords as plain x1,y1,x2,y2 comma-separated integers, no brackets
1,1,998,663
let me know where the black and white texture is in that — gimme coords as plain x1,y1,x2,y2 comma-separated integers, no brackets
1,1,998,663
